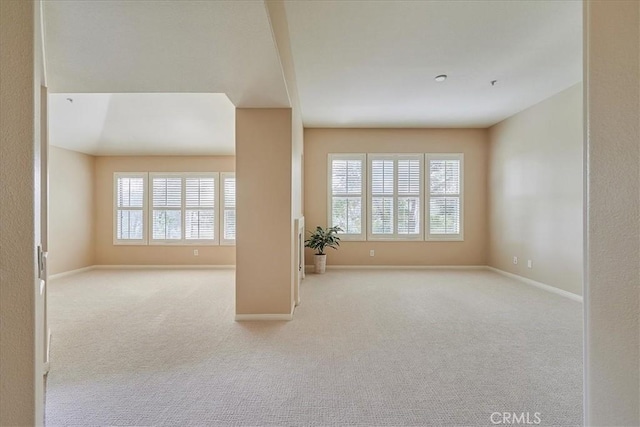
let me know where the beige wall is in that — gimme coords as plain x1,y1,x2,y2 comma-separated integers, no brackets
94,156,235,266
265,1,305,308
488,84,583,296
304,128,488,266
236,108,293,316
0,1,45,424
49,146,96,274
585,1,639,425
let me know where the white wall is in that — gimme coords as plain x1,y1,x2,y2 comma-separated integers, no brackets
488,84,583,295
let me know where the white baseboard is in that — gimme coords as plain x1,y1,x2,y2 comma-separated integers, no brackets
94,264,235,270
235,312,293,321
235,304,295,321
305,264,485,272
49,266,95,280
485,266,583,303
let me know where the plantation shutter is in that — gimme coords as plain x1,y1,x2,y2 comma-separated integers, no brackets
370,159,394,235
185,176,215,240
369,154,423,239
329,154,365,240
222,173,236,243
397,159,421,234
428,155,463,238
152,176,183,240
115,174,146,242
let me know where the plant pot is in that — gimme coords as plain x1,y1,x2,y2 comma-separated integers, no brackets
314,254,327,274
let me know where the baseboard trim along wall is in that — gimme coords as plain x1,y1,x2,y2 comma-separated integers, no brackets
304,264,486,272
485,266,583,303
95,265,235,270
235,303,295,322
49,266,95,280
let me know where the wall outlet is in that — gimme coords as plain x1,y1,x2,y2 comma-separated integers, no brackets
369,250,375,257
527,260,532,269
513,256,518,265
193,249,199,256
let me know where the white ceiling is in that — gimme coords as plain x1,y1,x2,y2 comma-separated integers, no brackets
49,93,235,156
284,0,583,128
45,0,583,155
43,0,290,107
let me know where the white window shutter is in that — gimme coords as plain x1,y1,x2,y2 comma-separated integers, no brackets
148,173,218,243
368,154,423,240
397,159,421,235
151,176,183,240
185,177,215,240
427,155,463,239
221,173,236,243
328,154,365,239
114,173,147,243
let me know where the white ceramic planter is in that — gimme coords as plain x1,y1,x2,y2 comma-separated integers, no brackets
314,254,327,274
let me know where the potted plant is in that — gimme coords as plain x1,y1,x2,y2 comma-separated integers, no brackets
304,225,342,274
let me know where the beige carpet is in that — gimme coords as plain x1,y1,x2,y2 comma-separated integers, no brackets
45,268,582,426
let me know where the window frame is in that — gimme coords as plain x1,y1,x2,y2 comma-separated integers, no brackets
220,172,236,246
367,153,424,241
113,172,148,245
325,152,465,243
327,153,367,241
425,153,464,241
148,172,220,246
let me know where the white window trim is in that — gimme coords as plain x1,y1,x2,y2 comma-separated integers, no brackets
149,172,220,246
425,153,464,241
220,172,236,246
327,153,367,241
367,153,424,241
113,172,148,245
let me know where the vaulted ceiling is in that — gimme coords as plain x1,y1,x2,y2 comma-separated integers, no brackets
44,0,582,155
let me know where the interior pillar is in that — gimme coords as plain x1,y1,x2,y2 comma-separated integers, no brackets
235,108,294,318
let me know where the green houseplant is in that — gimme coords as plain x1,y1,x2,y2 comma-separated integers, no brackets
305,225,342,273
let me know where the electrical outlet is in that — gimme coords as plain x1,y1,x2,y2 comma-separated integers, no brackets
513,256,518,265
527,260,532,269
194,249,199,256
369,250,375,257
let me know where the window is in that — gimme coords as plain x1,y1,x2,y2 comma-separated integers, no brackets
114,173,147,244
326,153,464,242
113,171,235,246
368,154,423,240
221,172,236,244
184,175,216,241
151,175,183,241
426,154,464,240
150,173,218,244
328,154,366,240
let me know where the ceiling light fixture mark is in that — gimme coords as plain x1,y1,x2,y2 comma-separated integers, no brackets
434,74,447,82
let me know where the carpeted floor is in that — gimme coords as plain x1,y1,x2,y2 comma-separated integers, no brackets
45,268,582,426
